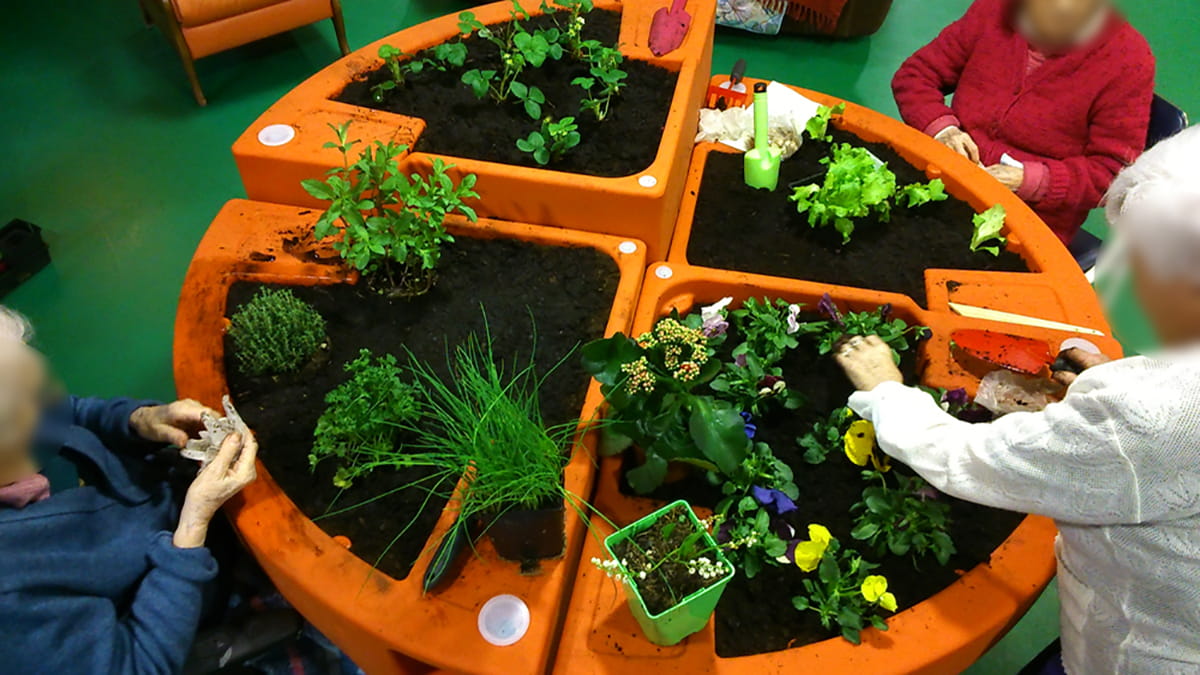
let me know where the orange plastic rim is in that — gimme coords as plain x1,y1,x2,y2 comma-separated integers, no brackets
172,199,647,674
231,0,717,261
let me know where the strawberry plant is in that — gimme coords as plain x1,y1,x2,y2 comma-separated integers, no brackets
573,42,627,122
371,42,469,102
301,121,479,297
458,2,562,119
517,117,581,165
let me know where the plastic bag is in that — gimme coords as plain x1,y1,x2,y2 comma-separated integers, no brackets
974,370,1063,415
716,0,788,34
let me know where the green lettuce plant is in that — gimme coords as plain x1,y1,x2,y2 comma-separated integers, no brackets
971,204,1008,255
896,178,948,208
805,103,846,142
228,287,327,376
300,121,479,296
790,144,898,244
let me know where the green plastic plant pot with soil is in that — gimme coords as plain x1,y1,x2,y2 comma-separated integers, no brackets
603,500,736,646
232,0,717,261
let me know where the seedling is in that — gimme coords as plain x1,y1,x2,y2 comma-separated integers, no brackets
227,287,326,376
851,470,955,567
896,179,948,208
300,121,479,296
371,43,469,102
805,103,846,143
458,1,563,116
517,117,581,165
573,43,627,121
971,204,1008,255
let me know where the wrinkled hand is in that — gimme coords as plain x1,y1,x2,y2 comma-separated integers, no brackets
985,164,1024,192
174,432,258,549
1051,348,1112,387
935,126,981,165
834,335,904,392
130,399,216,447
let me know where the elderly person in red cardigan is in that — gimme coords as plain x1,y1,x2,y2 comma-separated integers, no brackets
893,0,1155,244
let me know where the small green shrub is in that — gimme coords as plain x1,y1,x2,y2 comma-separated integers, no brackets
228,288,327,376
309,349,422,488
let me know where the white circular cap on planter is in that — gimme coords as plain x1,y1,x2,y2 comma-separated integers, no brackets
618,241,639,254
655,265,673,279
638,174,658,188
477,594,530,646
257,124,296,147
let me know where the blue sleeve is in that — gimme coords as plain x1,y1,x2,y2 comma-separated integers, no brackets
68,396,161,449
0,532,217,675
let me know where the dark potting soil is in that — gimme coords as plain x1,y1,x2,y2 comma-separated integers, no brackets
687,128,1030,307
336,10,679,177
611,505,726,616
618,317,1025,657
224,237,618,581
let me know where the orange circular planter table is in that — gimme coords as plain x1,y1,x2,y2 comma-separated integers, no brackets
172,199,647,675
231,0,716,262
550,79,1122,674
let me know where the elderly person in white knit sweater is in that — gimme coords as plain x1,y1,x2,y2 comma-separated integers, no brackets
836,125,1200,674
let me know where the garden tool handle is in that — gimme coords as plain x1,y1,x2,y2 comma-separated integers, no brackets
729,58,746,85
753,82,769,152
671,0,686,12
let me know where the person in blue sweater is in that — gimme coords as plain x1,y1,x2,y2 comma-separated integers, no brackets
0,307,258,674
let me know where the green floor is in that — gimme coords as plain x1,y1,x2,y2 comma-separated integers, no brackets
2,0,1194,671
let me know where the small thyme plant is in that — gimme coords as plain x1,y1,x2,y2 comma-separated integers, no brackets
851,470,955,566
227,287,327,376
308,349,421,488
301,121,479,297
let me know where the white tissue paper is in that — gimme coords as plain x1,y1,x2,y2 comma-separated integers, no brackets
181,395,250,469
973,369,1061,415
696,81,824,160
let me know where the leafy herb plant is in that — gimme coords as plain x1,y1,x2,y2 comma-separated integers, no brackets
308,349,421,488
227,287,327,376
791,533,897,644
371,43,469,102
851,470,955,566
300,121,479,296
971,204,1008,255
517,117,581,165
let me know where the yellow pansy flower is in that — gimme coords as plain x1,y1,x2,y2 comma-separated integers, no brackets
793,524,832,572
861,574,898,612
844,420,890,472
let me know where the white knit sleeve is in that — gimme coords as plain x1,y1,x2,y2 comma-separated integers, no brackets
848,377,1168,526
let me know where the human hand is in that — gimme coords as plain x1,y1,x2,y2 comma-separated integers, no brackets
1051,348,1112,387
985,164,1024,192
174,432,258,549
934,126,981,165
130,399,217,447
834,335,904,392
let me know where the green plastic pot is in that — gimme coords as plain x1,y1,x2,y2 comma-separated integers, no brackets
603,500,736,646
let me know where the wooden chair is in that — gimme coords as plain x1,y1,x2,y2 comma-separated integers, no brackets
139,0,350,105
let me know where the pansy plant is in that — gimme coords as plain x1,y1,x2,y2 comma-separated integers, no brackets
711,297,817,416
791,532,897,644
797,406,854,465
814,294,930,363
851,469,955,567
713,441,799,578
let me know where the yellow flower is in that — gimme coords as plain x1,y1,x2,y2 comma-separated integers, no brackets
793,524,832,572
861,575,898,612
844,420,890,472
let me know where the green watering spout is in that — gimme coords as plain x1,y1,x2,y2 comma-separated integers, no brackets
743,82,781,190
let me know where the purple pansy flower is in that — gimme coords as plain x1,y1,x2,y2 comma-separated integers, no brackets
758,375,783,389
915,484,941,501
700,297,732,337
817,293,844,326
734,353,748,368
740,412,757,439
717,519,734,544
778,538,800,564
942,388,969,408
880,303,893,322
751,485,798,515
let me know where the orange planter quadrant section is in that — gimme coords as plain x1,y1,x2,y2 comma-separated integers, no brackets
554,263,1117,674
232,0,717,261
172,199,647,674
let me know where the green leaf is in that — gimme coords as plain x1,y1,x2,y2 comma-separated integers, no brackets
626,453,668,494
792,595,810,611
524,99,541,119
970,204,1008,256
301,179,334,201
850,521,880,540
687,398,750,477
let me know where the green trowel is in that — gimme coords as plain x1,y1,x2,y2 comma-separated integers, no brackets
744,82,781,191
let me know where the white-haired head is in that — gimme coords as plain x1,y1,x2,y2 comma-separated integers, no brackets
1105,125,1200,284
0,307,33,344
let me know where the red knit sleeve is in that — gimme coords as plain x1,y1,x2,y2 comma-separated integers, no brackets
892,0,993,133
1037,38,1155,213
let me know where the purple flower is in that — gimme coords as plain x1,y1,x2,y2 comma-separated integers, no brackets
734,353,748,368
779,538,800,564
751,485,798,515
740,412,757,439
717,519,734,544
817,293,844,326
758,375,783,389
786,304,803,334
915,484,940,501
942,388,969,408
702,317,729,337
879,303,893,322
772,520,796,540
